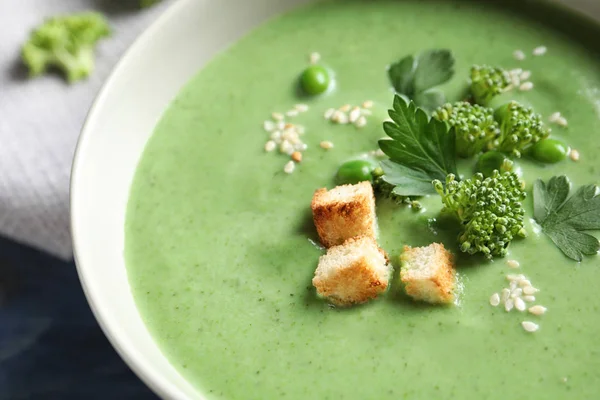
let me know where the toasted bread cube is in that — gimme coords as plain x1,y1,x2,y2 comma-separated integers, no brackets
313,236,390,306
311,181,377,248
400,243,455,304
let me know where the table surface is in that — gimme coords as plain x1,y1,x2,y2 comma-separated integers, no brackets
0,235,157,400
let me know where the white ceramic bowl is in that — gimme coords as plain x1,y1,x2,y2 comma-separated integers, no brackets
71,0,600,399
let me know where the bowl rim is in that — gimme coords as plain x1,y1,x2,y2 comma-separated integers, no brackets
70,1,193,398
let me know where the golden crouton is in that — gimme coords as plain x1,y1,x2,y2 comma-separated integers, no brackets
311,181,377,248
400,243,455,304
313,236,390,306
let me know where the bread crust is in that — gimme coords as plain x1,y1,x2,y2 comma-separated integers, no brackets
312,236,389,306
400,243,455,304
310,182,376,248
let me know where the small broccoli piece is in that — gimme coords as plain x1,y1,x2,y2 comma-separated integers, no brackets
433,171,527,259
21,12,111,83
371,167,410,205
433,102,500,158
469,65,511,105
493,101,551,158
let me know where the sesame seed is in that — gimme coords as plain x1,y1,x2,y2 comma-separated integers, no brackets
320,140,334,150
272,112,284,121
549,112,561,123
276,121,286,130
505,298,514,312
279,140,294,155
501,288,511,302
291,151,302,162
513,50,526,61
522,321,539,332
309,52,321,64
270,131,282,141
362,100,374,109
263,120,275,132
286,110,299,118
556,116,568,127
570,149,580,161
490,293,500,307
533,46,547,56
509,281,518,291
361,109,373,116
355,116,367,128
519,82,534,91
339,104,351,113
264,140,276,152
518,279,532,288
294,143,308,151
520,70,532,81
507,274,520,281
514,297,526,312
349,107,361,123
294,103,309,112
511,288,523,298
284,161,295,174
507,259,520,269
336,112,349,124
523,295,536,302
528,305,547,315
523,286,539,295
324,108,335,120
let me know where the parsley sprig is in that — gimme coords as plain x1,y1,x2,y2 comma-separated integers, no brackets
388,49,455,111
378,95,458,196
533,176,600,261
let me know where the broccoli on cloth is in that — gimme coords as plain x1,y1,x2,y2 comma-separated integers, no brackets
433,171,527,259
21,12,111,83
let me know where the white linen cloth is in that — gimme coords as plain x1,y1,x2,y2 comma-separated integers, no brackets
0,1,171,259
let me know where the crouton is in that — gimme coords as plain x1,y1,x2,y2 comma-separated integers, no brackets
400,243,455,304
313,236,390,306
311,181,377,248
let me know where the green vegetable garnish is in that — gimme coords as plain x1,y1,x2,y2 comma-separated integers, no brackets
378,95,458,196
433,171,527,259
493,101,550,158
300,65,331,95
388,49,455,111
21,12,111,83
432,102,500,158
530,138,569,164
469,65,511,105
336,159,377,185
475,151,513,178
533,176,600,261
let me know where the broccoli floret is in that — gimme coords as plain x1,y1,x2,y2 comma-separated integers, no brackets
493,101,551,158
433,171,527,259
21,12,111,83
433,102,500,158
469,65,511,105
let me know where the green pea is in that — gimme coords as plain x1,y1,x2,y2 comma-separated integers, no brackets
300,65,330,95
336,159,377,185
476,151,513,177
530,138,569,164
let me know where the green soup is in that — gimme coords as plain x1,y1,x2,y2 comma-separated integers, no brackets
125,1,600,398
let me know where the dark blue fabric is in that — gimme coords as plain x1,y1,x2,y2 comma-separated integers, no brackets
0,235,157,400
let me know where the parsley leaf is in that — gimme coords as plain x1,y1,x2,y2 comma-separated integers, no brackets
378,95,458,196
533,176,600,261
388,49,455,110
